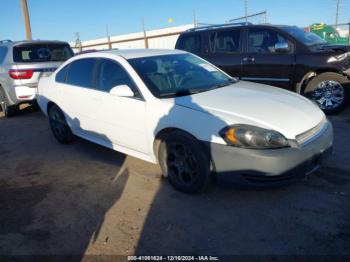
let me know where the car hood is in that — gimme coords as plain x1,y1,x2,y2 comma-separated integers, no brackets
173,81,325,139
318,44,350,53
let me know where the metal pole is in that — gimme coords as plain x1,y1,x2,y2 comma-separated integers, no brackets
75,32,82,53
106,24,112,49
193,9,197,28
142,18,149,48
20,0,32,40
244,0,248,23
335,0,340,27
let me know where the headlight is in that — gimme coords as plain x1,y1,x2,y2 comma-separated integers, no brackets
328,53,349,63
219,125,289,149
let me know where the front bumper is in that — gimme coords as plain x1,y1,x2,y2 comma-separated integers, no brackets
207,121,333,186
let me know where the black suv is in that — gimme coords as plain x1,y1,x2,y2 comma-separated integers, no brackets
175,23,350,114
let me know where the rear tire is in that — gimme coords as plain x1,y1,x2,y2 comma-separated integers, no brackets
0,88,19,117
48,104,76,144
158,131,211,193
4,104,19,117
304,72,349,114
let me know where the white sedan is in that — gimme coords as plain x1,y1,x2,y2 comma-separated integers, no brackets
37,49,333,193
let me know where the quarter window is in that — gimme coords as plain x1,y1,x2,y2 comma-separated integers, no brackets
248,29,291,53
66,58,97,88
55,64,69,83
97,59,135,92
177,35,201,54
210,29,241,53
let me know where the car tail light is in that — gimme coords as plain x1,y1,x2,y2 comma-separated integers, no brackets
9,69,34,79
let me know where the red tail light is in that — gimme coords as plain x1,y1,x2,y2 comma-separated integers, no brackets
9,69,34,79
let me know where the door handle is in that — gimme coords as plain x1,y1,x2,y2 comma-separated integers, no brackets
242,57,255,63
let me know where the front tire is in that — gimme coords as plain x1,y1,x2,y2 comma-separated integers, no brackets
48,104,75,144
158,131,211,193
304,72,349,114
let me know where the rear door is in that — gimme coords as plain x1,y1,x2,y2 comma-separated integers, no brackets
201,28,245,78
13,42,74,87
240,27,295,89
55,58,101,135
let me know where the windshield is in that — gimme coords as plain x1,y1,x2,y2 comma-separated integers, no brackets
13,43,74,63
128,53,235,98
280,26,327,46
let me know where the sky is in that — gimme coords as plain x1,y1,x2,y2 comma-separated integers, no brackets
0,0,349,43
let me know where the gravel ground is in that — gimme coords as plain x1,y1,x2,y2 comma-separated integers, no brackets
0,106,349,259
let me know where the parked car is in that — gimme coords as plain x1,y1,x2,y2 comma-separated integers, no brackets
0,40,74,117
37,49,333,193
175,23,350,114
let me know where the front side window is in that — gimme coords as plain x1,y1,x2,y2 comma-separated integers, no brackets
279,26,327,46
13,43,73,63
66,58,96,88
177,35,201,54
248,29,291,53
128,53,235,98
97,59,134,92
210,29,241,53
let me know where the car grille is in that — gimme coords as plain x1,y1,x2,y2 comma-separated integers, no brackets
296,117,327,146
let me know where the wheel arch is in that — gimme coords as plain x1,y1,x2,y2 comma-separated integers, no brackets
297,68,345,94
46,101,58,114
153,127,210,164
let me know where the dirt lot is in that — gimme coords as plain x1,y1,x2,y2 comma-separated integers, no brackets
0,107,349,258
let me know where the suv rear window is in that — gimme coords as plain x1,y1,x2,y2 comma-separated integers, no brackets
177,35,201,54
13,43,73,63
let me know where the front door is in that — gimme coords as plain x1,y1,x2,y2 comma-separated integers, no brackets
94,58,149,154
241,27,295,89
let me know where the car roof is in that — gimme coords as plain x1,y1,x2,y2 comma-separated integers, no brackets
101,48,188,59
182,23,293,34
0,40,70,47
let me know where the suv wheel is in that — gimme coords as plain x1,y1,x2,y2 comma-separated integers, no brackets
304,72,349,114
158,131,211,193
48,104,76,144
0,88,19,117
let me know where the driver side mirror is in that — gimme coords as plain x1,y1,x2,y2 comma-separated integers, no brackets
274,42,290,53
109,85,135,97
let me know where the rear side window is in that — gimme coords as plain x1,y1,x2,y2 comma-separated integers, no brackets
97,59,135,92
55,64,70,83
66,58,97,88
177,34,201,54
13,43,73,63
210,29,241,53
0,47,7,63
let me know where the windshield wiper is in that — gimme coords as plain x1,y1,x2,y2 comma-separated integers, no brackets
159,89,207,98
211,78,236,89
158,79,236,98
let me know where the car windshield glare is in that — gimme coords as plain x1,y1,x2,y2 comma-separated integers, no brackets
280,26,327,46
128,53,235,98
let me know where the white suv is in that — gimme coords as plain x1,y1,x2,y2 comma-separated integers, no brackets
0,40,73,116
37,49,333,193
